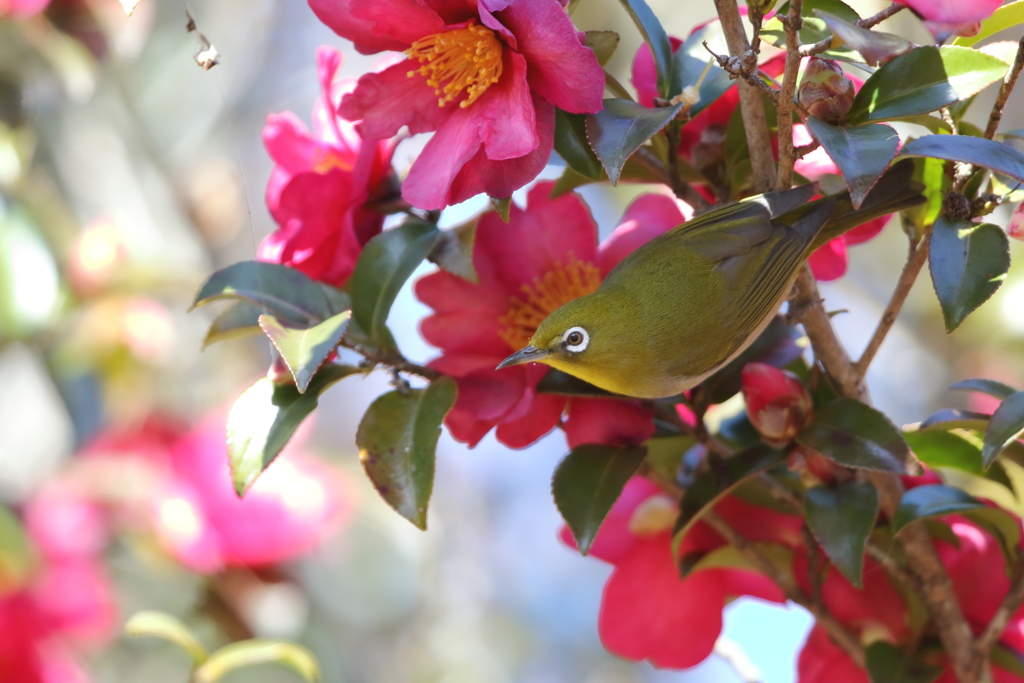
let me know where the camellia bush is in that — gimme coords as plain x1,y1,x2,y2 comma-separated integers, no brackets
185,0,1024,681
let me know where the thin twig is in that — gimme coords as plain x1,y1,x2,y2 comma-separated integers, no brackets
864,542,918,592
976,556,1024,656
800,3,907,57
854,230,931,378
795,141,820,159
702,42,781,103
341,339,440,380
985,37,1024,140
664,125,713,213
713,0,778,191
704,510,867,668
775,0,805,191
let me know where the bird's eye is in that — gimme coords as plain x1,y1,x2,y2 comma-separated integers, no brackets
563,326,589,352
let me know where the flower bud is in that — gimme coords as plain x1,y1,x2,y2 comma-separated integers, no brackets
787,446,850,487
1009,203,1024,242
741,362,813,447
798,58,855,125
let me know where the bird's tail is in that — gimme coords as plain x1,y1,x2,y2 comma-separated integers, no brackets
800,159,927,252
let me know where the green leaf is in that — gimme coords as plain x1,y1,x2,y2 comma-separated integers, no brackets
616,0,672,98
795,399,916,473
350,220,439,347
586,98,684,184
194,640,320,683
918,408,991,432
644,435,696,482
902,135,1024,183
903,429,983,474
688,541,794,577
356,377,457,529
124,611,209,665
950,378,1018,401
848,46,1008,124
670,20,733,116
954,0,1024,47
227,366,361,495
805,118,900,208
804,482,879,588
0,504,32,587
549,150,686,196
762,0,863,62
489,196,511,222
202,300,264,348
427,219,477,283
552,444,648,555
903,156,947,237
672,445,788,549
584,30,619,66
992,643,1024,678
191,261,334,326
928,217,1010,332
259,311,350,393
554,109,603,180
814,10,913,67
983,391,1024,468
865,641,942,683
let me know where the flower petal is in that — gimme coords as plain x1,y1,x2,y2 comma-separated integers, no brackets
340,61,452,140
797,626,870,683
844,215,891,246
308,0,413,54
563,398,654,448
401,101,487,210
477,51,538,160
495,391,565,447
597,193,691,275
349,0,446,45
808,237,848,282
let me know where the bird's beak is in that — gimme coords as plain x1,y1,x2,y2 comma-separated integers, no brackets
496,345,551,370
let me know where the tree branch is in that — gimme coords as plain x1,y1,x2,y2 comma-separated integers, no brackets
704,510,867,668
854,230,931,378
713,0,778,191
976,557,1024,656
800,3,907,57
341,339,441,380
775,0,804,191
985,37,1024,140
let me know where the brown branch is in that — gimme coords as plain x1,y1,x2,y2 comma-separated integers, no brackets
341,339,440,380
713,0,778,191
702,42,781,103
976,556,1024,657
796,141,821,159
854,230,931,378
985,37,1024,140
775,0,804,190
800,3,907,57
704,510,867,668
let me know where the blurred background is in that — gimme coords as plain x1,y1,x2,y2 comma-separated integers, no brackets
1,0,1023,681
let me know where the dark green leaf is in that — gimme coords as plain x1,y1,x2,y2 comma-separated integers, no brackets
356,377,457,529
536,369,614,397
227,366,361,495
865,641,942,683
950,378,1018,401
549,150,689,196
903,429,983,474
125,611,209,665
983,391,1024,468
928,217,1010,332
194,640,320,683
552,444,648,555
616,0,672,98
804,482,879,587
585,31,619,66
805,118,900,208
191,261,333,326
427,220,477,283
672,445,788,549
918,408,991,432
848,46,1008,124
670,20,733,115
953,1,1024,48
902,135,1024,183
892,484,984,532
795,399,917,473
490,196,511,222
202,301,264,348
554,109,603,180
350,220,439,347
814,10,913,67
259,311,351,393
586,98,684,184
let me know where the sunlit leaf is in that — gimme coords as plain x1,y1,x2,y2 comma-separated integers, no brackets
586,98,684,184
903,429,983,474
928,217,1009,333
902,135,1024,183
202,301,264,348
125,611,209,665
954,1,1024,47
259,311,350,393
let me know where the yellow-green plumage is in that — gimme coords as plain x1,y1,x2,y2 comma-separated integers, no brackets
497,162,925,398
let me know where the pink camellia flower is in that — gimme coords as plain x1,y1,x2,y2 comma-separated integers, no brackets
559,477,803,669
1008,202,1024,242
741,362,813,447
258,46,396,287
416,183,692,449
150,416,352,573
317,0,605,210
896,0,1002,39
0,0,49,18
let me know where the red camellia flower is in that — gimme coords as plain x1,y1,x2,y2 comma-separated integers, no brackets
896,0,1002,39
741,362,814,447
559,477,803,669
258,46,396,287
0,0,49,18
416,183,692,449
314,0,605,210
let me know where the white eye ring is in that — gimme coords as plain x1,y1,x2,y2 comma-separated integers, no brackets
562,326,589,353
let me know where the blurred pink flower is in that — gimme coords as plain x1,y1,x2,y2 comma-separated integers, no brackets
416,184,692,449
1008,202,1024,242
259,46,396,287
896,0,1002,39
321,0,604,209
0,0,49,18
560,477,803,669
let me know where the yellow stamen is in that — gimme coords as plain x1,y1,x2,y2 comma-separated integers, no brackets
311,148,353,174
499,256,601,350
405,21,503,108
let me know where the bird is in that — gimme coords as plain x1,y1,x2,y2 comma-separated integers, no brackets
496,162,925,399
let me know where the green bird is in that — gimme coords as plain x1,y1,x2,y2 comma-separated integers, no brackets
496,162,925,398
